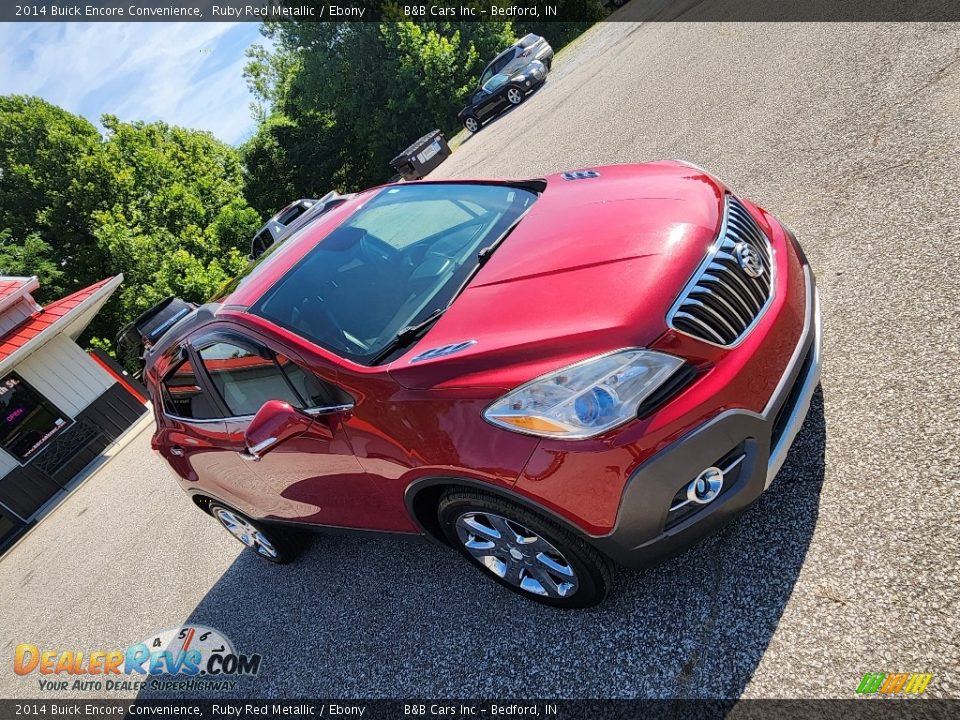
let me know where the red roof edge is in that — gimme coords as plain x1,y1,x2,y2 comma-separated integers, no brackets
0,276,121,363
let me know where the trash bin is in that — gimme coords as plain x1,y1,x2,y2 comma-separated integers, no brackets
390,130,451,181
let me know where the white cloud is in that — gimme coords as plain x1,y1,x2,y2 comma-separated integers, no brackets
0,22,263,144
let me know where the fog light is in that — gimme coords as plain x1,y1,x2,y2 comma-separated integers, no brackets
525,81,531,87
686,466,724,505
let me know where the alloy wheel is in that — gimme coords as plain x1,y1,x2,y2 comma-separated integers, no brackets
214,507,279,559
454,511,578,598
465,117,479,132
507,88,523,105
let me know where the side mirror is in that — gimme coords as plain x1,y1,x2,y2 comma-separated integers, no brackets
241,400,315,461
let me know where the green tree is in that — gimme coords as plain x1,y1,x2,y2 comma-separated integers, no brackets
0,95,107,301
241,21,516,211
240,18,608,217
90,116,261,342
0,230,64,291
0,97,262,353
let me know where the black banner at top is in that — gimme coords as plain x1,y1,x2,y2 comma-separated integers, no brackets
3,0,960,23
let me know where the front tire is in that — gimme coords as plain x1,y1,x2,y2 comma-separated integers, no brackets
464,116,479,133
210,503,304,564
506,87,524,106
438,490,614,608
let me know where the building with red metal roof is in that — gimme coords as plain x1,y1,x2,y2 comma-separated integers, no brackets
0,274,147,552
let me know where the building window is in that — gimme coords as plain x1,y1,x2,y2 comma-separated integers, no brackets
0,372,72,463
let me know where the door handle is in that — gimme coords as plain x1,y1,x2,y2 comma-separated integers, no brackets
170,446,184,457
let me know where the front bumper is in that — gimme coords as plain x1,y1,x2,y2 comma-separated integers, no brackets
592,265,822,568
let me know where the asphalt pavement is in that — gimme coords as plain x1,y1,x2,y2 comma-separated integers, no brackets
1,19,958,700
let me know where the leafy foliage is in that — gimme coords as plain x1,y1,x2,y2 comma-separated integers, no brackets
241,21,513,206
239,19,604,211
0,96,106,301
0,231,64,292
0,20,603,358
0,98,261,351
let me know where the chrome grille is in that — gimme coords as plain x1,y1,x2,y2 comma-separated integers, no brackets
668,195,775,346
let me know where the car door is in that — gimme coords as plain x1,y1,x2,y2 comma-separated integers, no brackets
476,87,505,119
154,350,241,501
475,52,514,118
191,331,387,530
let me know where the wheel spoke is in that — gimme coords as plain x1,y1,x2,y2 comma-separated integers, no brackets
535,550,575,578
521,568,554,596
454,510,579,599
461,514,501,541
528,565,574,598
462,540,498,560
502,560,524,587
253,533,278,558
487,514,522,544
479,554,508,578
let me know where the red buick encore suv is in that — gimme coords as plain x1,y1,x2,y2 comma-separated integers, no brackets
145,161,821,608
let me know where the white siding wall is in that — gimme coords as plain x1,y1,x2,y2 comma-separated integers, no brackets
0,336,116,475
0,299,39,337
13,335,113,417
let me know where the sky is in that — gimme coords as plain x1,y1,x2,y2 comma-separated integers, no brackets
0,22,264,145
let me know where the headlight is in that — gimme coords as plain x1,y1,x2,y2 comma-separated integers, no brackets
483,349,685,439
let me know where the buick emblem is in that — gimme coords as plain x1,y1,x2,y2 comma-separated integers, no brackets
735,242,765,278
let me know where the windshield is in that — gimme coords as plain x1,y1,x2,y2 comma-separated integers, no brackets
251,183,538,364
482,74,510,92
479,50,515,87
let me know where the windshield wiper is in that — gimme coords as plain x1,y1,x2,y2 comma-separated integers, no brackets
447,213,528,307
370,205,532,366
369,308,446,365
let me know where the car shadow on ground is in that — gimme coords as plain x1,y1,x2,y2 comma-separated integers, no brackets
139,388,826,699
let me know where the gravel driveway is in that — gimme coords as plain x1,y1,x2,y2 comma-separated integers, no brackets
1,19,958,700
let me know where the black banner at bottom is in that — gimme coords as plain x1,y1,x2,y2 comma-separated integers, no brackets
0,700,957,720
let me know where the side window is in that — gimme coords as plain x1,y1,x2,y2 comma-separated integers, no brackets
275,354,351,409
196,341,351,417
161,359,218,419
251,228,274,259
492,51,513,74
480,61,497,87
198,342,301,417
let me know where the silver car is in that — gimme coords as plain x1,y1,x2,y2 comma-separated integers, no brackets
250,191,353,260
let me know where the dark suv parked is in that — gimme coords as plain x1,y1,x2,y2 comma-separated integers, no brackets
458,34,554,133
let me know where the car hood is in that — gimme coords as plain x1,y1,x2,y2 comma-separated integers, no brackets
389,161,726,391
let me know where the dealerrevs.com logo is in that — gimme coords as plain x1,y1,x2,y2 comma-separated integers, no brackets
14,625,261,693
856,672,933,695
